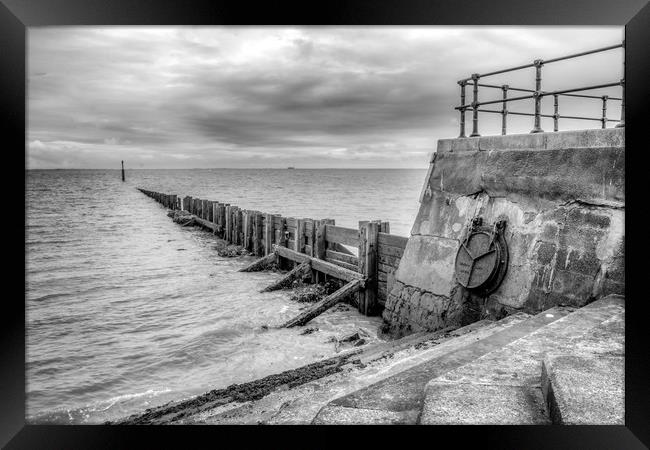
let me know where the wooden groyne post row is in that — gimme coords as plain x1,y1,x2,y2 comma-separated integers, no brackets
137,188,407,327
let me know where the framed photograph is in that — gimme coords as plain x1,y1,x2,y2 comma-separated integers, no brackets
3,0,648,447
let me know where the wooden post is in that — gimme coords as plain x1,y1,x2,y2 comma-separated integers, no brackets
306,220,315,257
295,219,305,254
357,221,379,316
220,204,228,237
275,217,287,269
264,213,274,256
380,221,390,234
225,206,232,243
213,202,220,227
261,261,311,292
121,160,125,182
250,212,257,255
184,196,191,212
312,219,321,282
235,208,243,245
242,211,249,250
281,279,363,328
230,207,238,244
254,212,264,256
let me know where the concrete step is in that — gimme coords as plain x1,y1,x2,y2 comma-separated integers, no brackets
541,311,624,425
311,307,573,424
198,314,529,424
419,295,624,425
542,355,624,425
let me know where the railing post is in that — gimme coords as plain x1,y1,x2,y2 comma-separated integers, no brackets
501,84,508,135
458,80,467,138
601,95,608,129
616,40,625,128
553,94,559,132
470,74,480,137
530,59,544,133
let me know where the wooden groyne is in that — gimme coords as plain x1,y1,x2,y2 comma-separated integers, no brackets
137,188,408,324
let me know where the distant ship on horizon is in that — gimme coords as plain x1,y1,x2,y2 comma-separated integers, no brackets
287,166,295,169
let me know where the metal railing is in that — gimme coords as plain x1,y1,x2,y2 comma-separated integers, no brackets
455,41,625,137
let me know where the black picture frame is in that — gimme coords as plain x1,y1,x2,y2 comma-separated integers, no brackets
3,0,648,447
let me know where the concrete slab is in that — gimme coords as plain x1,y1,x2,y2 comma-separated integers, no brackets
436,128,624,154
312,308,570,424
436,137,479,153
431,296,624,387
419,296,623,425
541,354,624,425
420,383,550,425
564,311,624,357
544,128,624,150
201,318,513,424
313,405,420,425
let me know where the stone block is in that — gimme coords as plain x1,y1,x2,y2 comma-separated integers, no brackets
541,354,624,425
420,382,550,424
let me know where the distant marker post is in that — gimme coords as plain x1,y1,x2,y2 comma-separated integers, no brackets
121,160,125,182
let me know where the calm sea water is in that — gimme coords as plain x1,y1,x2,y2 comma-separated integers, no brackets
26,168,426,424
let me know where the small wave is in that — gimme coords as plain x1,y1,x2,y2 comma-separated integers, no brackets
94,387,173,412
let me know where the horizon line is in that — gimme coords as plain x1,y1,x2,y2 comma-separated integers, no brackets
27,167,429,170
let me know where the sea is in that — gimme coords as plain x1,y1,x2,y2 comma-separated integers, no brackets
26,168,426,424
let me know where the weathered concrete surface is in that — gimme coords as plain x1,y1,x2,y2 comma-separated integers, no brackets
178,319,507,424
419,295,623,425
312,309,567,424
436,127,624,153
313,406,420,425
420,383,550,425
195,317,522,424
384,128,624,335
541,355,624,425
540,310,624,425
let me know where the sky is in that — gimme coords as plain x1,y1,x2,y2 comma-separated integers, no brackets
27,26,624,169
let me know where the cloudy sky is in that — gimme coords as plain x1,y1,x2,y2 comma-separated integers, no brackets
28,26,623,169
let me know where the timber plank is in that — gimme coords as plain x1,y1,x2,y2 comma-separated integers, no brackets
325,249,358,266
325,225,359,247
281,279,362,328
378,232,408,249
378,244,405,258
273,245,363,282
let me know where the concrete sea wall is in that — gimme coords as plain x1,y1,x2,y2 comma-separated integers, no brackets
383,128,624,336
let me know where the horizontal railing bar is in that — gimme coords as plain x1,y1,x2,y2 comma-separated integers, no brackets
557,115,616,122
477,83,534,92
543,43,623,64
459,42,623,82
477,108,616,123
539,82,623,97
476,82,621,100
455,81,623,110
470,62,536,80
477,109,551,118
560,92,622,100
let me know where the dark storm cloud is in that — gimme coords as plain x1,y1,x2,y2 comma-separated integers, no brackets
28,27,623,168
